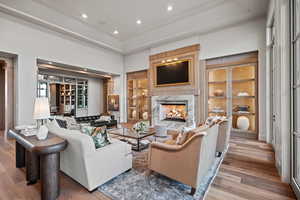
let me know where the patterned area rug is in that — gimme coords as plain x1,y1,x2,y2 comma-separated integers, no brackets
98,150,223,200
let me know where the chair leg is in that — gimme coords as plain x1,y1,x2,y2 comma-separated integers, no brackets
190,187,196,195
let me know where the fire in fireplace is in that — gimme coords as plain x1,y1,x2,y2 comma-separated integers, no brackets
160,103,187,122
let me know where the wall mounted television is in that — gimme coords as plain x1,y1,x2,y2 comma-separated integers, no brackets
155,60,190,87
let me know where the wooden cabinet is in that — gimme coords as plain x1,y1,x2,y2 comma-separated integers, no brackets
127,70,150,122
206,52,258,138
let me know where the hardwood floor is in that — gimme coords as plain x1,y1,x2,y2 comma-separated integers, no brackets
0,131,296,200
206,135,296,200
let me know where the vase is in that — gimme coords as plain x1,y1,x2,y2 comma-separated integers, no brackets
36,125,48,140
142,112,148,120
237,116,250,130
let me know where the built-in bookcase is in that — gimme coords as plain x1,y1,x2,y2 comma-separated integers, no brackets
206,52,258,138
127,70,149,122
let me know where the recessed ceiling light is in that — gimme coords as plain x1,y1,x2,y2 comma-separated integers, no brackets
48,62,52,64
136,19,142,25
113,30,119,35
81,13,88,19
167,5,173,11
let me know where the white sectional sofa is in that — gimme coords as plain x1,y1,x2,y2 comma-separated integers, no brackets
47,120,132,191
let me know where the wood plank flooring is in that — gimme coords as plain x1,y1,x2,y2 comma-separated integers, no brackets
206,136,296,200
0,131,296,200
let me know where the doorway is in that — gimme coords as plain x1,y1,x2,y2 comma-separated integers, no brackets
0,55,15,136
0,60,5,131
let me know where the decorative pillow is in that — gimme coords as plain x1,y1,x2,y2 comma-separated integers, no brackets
91,127,111,149
98,115,111,122
81,126,111,149
55,119,67,129
176,125,196,145
64,117,80,130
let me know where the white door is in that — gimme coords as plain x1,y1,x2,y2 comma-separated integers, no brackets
291,0,300,198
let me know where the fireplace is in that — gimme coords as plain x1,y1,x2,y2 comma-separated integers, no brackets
152,96,195,129
159,101,188,122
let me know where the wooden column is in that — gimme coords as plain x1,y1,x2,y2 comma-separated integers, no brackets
40,153,60,200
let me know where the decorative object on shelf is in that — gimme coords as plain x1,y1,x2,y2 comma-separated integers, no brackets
211,107,225,113
237,116,250,130
213,89,224,97
238,105,250,112
108,95,120,111
33,97,50,140
237,92,249,96
142,112,148,120
234,105,250,112
15,125,36,131
16,125,37,136
132,110,137,119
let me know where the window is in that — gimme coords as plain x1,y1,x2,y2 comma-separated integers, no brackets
37,81,48,97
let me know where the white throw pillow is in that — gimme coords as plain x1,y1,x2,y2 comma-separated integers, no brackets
64,117,80,130
98,115,111,122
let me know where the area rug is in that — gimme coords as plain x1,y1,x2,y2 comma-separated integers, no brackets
98,151,223,200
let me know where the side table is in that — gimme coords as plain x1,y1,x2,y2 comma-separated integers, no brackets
8,129,67,200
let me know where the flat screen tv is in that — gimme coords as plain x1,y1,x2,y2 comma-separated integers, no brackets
156,60,190,87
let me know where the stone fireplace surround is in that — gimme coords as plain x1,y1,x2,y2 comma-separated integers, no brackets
152,95,195,129
148,44,203,129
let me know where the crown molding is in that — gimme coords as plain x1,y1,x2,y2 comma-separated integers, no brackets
0,3,123,54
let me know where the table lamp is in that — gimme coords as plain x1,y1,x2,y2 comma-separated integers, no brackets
33,97,50,140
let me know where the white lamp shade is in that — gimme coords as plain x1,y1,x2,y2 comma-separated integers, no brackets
33,97,50,120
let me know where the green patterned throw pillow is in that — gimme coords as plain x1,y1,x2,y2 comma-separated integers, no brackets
81,126,111,149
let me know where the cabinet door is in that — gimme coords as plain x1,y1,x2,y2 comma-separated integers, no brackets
231,64,256,133
207,68,228,117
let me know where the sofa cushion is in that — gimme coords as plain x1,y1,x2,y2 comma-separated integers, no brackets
164,139,176,145
81,126,111,149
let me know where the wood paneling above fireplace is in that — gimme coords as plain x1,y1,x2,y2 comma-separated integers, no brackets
149,44,200,96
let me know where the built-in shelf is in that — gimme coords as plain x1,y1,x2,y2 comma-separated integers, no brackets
232,78,255,83
127,70,149,122
232,96,255,99
208,111,227,114
208,96,226,99
231,128,256,134
207,56,258,135
208,81,226,84
232,112,255,116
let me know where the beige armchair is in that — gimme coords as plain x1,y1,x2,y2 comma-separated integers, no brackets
148,124,219,194
216,117,232,154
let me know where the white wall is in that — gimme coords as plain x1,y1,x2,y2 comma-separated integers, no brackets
266,0,291,183
124,17,267,141
124,49,150,73
0,12,124,125
88,78,103,116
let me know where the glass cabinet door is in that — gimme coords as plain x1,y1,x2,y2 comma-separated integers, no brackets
231,65,256,133
207,68,228,117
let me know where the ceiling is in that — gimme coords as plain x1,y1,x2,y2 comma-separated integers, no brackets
0,0,269,53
